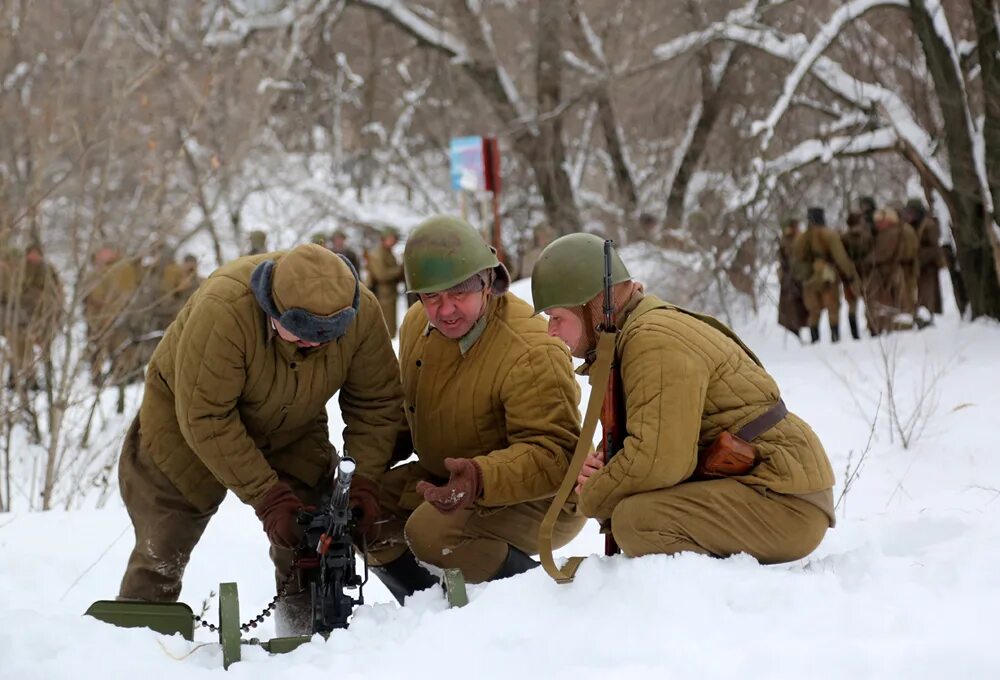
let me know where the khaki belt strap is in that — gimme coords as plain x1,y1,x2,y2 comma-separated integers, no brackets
538,331,616,584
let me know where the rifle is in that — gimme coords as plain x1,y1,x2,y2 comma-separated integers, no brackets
599,239,626,556
294,456,366,635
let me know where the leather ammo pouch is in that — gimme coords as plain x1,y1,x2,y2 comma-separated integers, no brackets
696,399,788,478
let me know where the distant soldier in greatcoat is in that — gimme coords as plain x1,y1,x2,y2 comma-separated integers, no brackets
792,207,859,343
840,211,874,339
83,245,140,384
366,226,405,336
247,230,268,256
329,229,362,274
1,242,62,389
866,208,919,334
902,198,943,326
777,218,808,339
858,196,877,235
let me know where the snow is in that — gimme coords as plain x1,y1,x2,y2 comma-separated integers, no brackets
2,272,1000,678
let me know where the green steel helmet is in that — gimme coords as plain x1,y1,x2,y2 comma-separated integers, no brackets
531,233,630,314
311,231,328,245
403,215,500,293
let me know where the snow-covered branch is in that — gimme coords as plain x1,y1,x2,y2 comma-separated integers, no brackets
697,21,951,191
752,0,906,148
352,0,471,63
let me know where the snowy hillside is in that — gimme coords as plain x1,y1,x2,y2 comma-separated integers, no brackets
2,277,999,679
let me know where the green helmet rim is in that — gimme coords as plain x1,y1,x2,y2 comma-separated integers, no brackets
530,233,631,314
403,216,500,294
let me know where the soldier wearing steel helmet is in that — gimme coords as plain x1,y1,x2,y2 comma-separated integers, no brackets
532,233,835,564
364,215,585,604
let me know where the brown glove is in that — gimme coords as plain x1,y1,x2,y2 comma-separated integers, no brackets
348,475,381,543
252,482,303,549
415,458,483,514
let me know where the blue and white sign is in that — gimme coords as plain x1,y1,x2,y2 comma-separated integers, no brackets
449,136,486,192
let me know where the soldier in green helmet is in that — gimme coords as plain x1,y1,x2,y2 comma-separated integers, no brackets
363,215,585,604
532,233,835,564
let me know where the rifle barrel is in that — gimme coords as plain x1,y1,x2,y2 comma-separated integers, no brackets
603,240,614,329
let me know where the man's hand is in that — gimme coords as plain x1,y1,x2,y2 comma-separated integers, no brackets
252,481,303,549
415,458,483,514
347,475,381,543
575,450,605,496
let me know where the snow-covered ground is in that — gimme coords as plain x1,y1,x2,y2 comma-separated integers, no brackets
2,274,999,679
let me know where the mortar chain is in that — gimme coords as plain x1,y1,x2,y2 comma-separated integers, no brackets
191,569,297,633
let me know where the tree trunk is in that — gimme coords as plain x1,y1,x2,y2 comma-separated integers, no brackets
969,0,1000,286
664,46,735,230
533,0,582,236
911,0,1000,318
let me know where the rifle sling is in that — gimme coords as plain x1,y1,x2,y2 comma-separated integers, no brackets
538,330,616,584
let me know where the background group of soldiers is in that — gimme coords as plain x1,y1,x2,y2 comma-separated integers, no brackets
0,239,201,391
776,197,959,343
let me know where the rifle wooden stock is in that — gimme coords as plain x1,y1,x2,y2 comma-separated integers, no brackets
599,238,624,557
600,357,625,556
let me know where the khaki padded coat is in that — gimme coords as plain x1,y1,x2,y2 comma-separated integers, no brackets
138,251,405,512
792,226,858,287
578,295,835,521
397,293,581,507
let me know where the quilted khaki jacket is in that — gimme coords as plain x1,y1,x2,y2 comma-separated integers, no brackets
578,294,835,522
792,226,857,288
138,252,405,511
397,293,581,506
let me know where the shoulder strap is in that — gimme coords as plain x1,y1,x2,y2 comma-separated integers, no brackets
538,330,616,583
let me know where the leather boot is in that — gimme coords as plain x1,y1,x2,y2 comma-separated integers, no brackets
848,313,860,340
369,550,438,605
830,323,840,343
809,325,820,344
490,546,539,581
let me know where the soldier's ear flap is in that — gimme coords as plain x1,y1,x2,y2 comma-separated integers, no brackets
487,249,510,296
250,260,281,319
